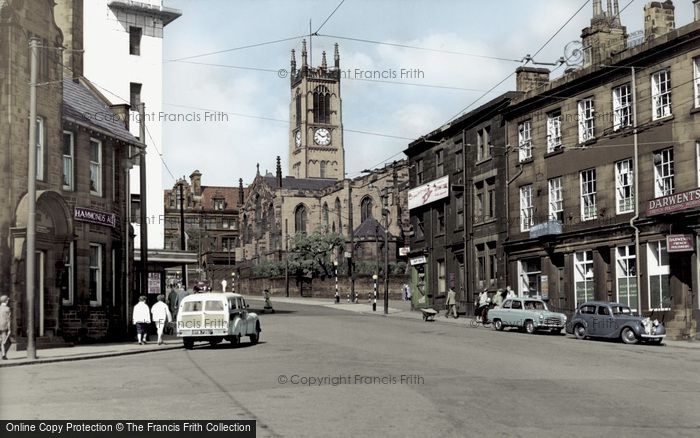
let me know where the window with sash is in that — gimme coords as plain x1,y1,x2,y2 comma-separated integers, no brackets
653,148,674,197
615,159,634,214
612,83,632,131
578,98,595,143
651,69,672,120
580,169,596,221
548,177,563,221
616,245,637,309
518,120,532,161
520,185,533,231
546,110,562,152
574,251,594,305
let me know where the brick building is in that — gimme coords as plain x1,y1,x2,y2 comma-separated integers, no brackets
503,2,700,339
404,92,516,314
163,171,247,289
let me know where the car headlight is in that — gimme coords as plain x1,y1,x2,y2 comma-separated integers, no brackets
562,315,567,322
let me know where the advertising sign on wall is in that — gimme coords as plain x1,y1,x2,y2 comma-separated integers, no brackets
408,176,449,210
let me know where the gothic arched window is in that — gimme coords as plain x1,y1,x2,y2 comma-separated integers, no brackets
294,204,307,234
361,196,373,223
313,86,331,124
296,91,302,128
335,198,342,233
320,161,327,178
322,202,329,229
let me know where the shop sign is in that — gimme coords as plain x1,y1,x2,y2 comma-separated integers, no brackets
647,188,700,216
666,234,694,253
148,272,161,295
408,176,449,210
74,207,117,228
410,256,427,265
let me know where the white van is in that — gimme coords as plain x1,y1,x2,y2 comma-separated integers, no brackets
176,292,261,349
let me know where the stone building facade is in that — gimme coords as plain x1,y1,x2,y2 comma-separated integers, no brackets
0,0,139,344
503,3,700,339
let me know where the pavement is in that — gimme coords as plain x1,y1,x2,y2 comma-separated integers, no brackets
2,296,698,367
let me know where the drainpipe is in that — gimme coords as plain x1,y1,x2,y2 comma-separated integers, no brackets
629,67,642,316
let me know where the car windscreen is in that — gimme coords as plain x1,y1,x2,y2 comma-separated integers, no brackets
205,300,224,311
524,300,546,310
183,301,203,312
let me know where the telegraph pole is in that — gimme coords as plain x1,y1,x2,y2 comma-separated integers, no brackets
383,190,389,315
139,102,148,295
179,180,186,288
347,181,355,302
26,37,39,360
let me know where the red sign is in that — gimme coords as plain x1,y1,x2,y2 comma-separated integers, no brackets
666,234,694,253
74,207,117,228
647,189,700,216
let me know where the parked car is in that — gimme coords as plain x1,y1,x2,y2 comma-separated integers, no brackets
566,301,665,345
177,292,261,349
489,297,567,334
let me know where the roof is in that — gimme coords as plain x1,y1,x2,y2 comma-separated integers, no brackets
180,292,245,301
200,186,243,210
353,217,392,239
62,78,141,146
262,175,337,191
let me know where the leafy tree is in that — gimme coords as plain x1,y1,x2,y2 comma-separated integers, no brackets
251,260,285,278
287,231,345,280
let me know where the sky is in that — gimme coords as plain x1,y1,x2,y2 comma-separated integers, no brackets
161,0,695,188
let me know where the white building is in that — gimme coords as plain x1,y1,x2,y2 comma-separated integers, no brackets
58,0,181,250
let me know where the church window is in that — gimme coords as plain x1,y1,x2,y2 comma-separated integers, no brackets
361,196,374,223
323,203,329,229
335,198,342,232
295,204,308,234
320,161,327,178
296,92,302,128
313,86,331,124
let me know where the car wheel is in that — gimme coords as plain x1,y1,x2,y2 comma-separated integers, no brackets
230,333,241,345
621,327,639,345
574,324,587,340
524,320,536,334
183,338,194,350
493,319,504,331
551,328,562,335
250,322,261,344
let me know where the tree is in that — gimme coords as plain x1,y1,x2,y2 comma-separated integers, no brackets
287,231,344,280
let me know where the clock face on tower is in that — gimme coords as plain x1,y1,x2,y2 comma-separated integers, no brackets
295,130,301,147
314,128,331,146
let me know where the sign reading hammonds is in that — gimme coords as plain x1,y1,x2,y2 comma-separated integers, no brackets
408,175,449,210
74,207,117,228
647,188,700,216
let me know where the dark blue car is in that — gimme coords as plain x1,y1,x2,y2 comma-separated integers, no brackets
566,301,666,345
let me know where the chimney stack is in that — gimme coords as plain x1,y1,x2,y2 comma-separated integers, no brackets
515,67,550,93
110,104,130,130
581,0,627,67
644,1,676,40
189,170,202,196
695,0,700,20
238,178,244,206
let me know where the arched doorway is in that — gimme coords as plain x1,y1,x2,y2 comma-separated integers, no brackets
11,190,73,339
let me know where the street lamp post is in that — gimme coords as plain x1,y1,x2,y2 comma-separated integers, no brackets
372,274,378,311
334,261,339,303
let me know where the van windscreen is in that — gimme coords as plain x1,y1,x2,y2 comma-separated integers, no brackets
183,301,202,312
205,300,224,311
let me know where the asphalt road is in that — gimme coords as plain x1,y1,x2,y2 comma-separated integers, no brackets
1,301,699,438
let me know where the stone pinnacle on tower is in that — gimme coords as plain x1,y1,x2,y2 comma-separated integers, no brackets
321,51,327,69
334,43,340,68
290,49,296,74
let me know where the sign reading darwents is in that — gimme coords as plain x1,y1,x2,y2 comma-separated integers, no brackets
647,188,700,216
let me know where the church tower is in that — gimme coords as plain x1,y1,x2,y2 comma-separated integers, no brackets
288,41,344,180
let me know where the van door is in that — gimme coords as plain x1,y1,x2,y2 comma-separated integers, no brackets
236,297,248,334
204,299,226,334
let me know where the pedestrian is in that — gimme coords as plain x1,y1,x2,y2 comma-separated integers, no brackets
263,289,275,313
167,285,179,320
476,289,490,323
445,287,457,319
402,283,408,301
0,295,11,360
221,278,228,292
151,294,172,345
132,295,151,345
506,285,515,299
405,283,412,301
492,288,504,308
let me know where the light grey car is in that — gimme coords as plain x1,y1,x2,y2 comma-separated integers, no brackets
489,297,567,334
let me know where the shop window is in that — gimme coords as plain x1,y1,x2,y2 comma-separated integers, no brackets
616,245,637,309
574,251,594,305
647,241,670,311
89,243,102,306
518,258,541,297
